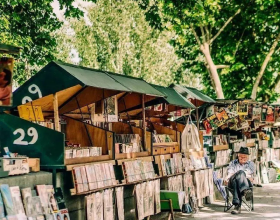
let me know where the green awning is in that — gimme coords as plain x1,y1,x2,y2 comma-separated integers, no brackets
13,61,165,107
172,84,216,103
0,44,21,54
152,85,195,109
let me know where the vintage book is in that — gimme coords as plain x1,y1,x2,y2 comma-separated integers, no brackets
103,189,113,220
94,164,104,188
100,163,108,187
36,185,49,213
6,216,18,220
104,163,113,186
154,179,161,214
32,196,44,216
10,186,25,216
85,165,96,191
133,160,142,181
160,155,167,176
116,187,124,220
54,188,66,210
73,167,84,193
1,184,16,216
86,195,94,220
21,188,34,216
80,166,89,192
109,164,117,185
135,183,144,220
46,185,58,214
95,192,103,220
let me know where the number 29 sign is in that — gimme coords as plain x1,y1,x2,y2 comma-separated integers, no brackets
13,127,38,145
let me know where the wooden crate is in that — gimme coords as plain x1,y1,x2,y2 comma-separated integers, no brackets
28,158,40,172
0,157,29,175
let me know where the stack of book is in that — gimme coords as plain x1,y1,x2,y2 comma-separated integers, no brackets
122,160,155,183
65,147,102,159
153,134,173,143
0,184,69,220
215,149,232,167
115,134,143,153
213,135,228,145
73,162,117,194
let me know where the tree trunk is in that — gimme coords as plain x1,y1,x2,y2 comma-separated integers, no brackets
251,32,280,100
200,42,225,99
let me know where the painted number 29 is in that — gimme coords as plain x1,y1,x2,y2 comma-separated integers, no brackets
22,84,42,104
13,127,38,145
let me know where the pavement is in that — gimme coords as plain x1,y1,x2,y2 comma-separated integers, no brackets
155,183,280,220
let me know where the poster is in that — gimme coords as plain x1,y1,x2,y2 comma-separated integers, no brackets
215,108,229,126
237,101,248,115
252,105,262,121
226,102,238,118
0,57,13,106
274,106,280,122
236,115,250,130
202,119,212,133
261,104,274,122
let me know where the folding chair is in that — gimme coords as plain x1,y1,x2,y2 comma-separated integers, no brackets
224,185,254,212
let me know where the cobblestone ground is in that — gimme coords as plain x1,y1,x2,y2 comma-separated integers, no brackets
153,183,280,220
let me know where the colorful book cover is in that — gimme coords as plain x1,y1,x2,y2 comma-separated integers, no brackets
252,105,262,121
0,184,16,216
237,101,248,115
261,104,275,122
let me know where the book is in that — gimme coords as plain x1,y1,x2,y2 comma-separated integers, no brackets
85,165,97,191
103,189,113,220
80,166,89,192
36,185,49,213
32,196,44,216
1,184,16,216
10,186,25,216
93,164,104,188
73,167,84,193
21,188,34,217
46,185,59,213
115,187,124,220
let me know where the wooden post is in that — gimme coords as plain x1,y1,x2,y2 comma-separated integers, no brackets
53,93,61,132
142,94,147,151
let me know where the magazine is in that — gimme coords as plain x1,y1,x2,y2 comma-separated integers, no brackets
0,184,16,216
10,186,25,216
261,104,275,122
237,101,248,115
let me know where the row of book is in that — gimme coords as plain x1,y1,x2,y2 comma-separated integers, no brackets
215,149,232,167
159,153,183,176
122,160,155,183
36,121,54,130
259,140,269,150
73,163,117,194
65,147,102,159
261,149,280,162
0,184,68,220
213,135,228,146
115,134,141,144
248,147,258,161
135,180,160,220
86,187,124,220
115,143,142,154
152,134,173,143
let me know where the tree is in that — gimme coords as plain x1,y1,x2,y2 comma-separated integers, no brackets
54,0,199,87
0,0,83,85
138,0,280,101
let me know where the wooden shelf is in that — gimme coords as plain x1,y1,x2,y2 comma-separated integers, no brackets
66,158,115,171
116,156,154,165
65,155,111,166
213,145,229,152
153,142,179,147
115,151,149,160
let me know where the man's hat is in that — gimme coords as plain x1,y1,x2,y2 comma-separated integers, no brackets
237,147,250,155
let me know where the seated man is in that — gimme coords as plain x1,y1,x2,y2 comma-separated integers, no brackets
225,147,255,215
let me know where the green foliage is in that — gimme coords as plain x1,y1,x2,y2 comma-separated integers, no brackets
0,0,85,86
138,0,280,101
54,0,200,87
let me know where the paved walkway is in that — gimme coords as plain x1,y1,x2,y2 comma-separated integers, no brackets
175,183,280,220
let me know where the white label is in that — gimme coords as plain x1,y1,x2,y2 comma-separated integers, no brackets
13,127,38,145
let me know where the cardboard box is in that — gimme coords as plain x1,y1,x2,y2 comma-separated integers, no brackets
28,158,40,172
